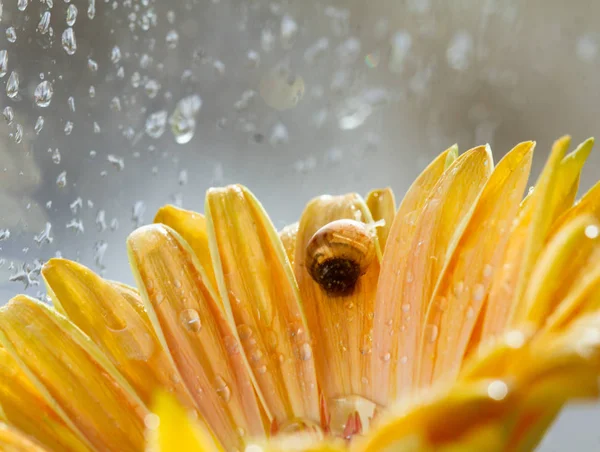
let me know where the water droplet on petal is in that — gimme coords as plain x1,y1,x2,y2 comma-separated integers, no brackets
425,324,439,343
180,309,202,333
300,343,312,361
224,335,239,355
214,375,231,402
585,224,599,239
487,380,508,401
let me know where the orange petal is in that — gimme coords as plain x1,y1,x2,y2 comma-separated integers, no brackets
482,136,571,336
365,188,396,249
42,258,196,410
371,145,457,405
419,141,534,387
127,224,265,450
374,145,493,402
550,179,600,237
0,348,89,452
206,185,320,427
294,193,380,431
154,205,218,295
0,423,49,452
0,296,148,452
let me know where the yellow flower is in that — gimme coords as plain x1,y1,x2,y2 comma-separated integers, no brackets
1,136,600,452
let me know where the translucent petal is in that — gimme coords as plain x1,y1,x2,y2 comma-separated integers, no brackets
127,224,265,450
371,145,458,405
550,180,600,238
206,185,320,426
279,222,299,268
0,348,89,452
294,193,380,428
42,258,196,410
365,188,396,249
374,145,493,401
0,423,49,452
419,141,534,387
154,205,218,295
0,296,147,451
146,392,223,452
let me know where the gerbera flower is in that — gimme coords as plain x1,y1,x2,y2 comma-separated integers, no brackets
1,135,600,452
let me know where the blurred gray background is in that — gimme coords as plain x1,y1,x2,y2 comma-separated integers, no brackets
0,0,599,449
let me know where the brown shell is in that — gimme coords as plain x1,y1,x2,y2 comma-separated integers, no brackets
305,219,376,295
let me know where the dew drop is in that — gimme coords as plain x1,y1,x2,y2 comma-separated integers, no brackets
223,336,240,355
473,283,485,302
400,355,408,364
61,28,77,55
6,71,19,98
214,376,231,403
180,309,202,333
401,303,411,313
300,343,312,361
66,4,78,26
0,50,7,78
425,324,439,343
34,81,53,107
585,224,599,239
238,324,253,341
144,413,160,430
487,380,508,401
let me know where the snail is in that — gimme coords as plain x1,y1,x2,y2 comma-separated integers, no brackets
306,219,376,295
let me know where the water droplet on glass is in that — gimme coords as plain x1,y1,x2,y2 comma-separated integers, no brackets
180,309,202,333
269,122,289,146
425,324,439,343
12,124,23,144
66,4,78,26
6,28,17,43
34,222,54,246
165,30,179,49
487,380,508,401
111,46,122,64
38,11,51,34
107,154,125,171
0,50,7,77
6,71,20,99
51,148,61,164
144,79,160,98
169,94,202,144
246,50,260,68
18,0,29,11
56,171,67,188
66,218,84,234
62,28,77,55
389,31,412,73
34,116,45,134
64,121,74,135
178,170,188,186
67,96,75,112
93,121,100,133
132,201,146,227
0,229,10,241
87,0,96,19
34,81,53,107
2,106,14,124
145,110,168,138
214,375,231,403
280,15,298,47
446,31,473,71
88,85,96,98
94,240,108,269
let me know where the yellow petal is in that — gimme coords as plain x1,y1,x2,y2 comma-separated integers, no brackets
0,423,49,452
483,136,571,336
0,296,148,452
127,224,265,450
371,145,458,405
295,193,380,422
365,188,396,249
206,185,320,427
550,179,600,237
154,205,218,295
0,348,89,452
279,222,299,268
146,392,223,452
251,435,347,452
375,145,493,401
523,215,600,328
418,141,534,387
42,258,196,410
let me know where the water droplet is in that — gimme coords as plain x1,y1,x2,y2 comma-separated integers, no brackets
165,30,179,48
34,116,45,134
425,324,439,343
224,336,239,355
487,380,508,401
238,324,253,341
453,280,464,296
214,375,231,402
304,38,329,64
6,71,20,98
110,96,121,112
66,218,84,234
64,121,73,135
111,46,122,64
34,222,54,246
483,264,494,279
87,58,98,73
18,0,29,11
389,31,412,73
400,355,408,364
51,148,61,164
144,413,160,430
56,171,67,188
269,122,289,146
3,106,14,124
67,96,75,112
34,81,53,107
62,28,77,55
132,201,146,227
473,283,485,302
145,110,167,138
66,4,78,26
401,303,411,313
107,154,125,171
300,343,312,360
447,31,473,71
169,94,202,144
38,11,51,34
0,50,7,77
144,79,160,98
0,229,10,241
585,224,599,239
6,28,17,43
260,66,305,111
88,85,96,98
381,352,391,362
87,0,96,19
505,330,525,349
280,15,298,47
93,122,101,133
180,309,202,333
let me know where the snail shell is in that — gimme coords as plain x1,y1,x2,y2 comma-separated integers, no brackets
306,219,376,295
